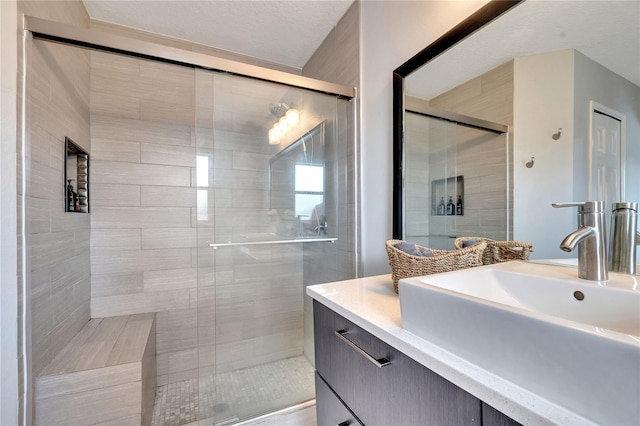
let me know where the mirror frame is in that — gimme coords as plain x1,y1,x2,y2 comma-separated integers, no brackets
391,0,524,239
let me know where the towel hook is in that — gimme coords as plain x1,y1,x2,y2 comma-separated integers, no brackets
525,157,535,168
552,128,562,140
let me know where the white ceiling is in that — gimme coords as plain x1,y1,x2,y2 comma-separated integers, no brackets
82,0,355,70
407,0,640,100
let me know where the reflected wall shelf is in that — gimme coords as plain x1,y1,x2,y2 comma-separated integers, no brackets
431,175,464,216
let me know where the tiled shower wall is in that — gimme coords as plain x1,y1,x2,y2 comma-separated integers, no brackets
89,51,199,385
18,1,91,421
88,54,320,384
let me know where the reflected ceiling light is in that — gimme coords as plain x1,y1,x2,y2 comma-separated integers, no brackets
285,108,299,126
268,103,299,145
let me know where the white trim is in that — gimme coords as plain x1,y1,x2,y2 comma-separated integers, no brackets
588,100,626,201
0,1,19,424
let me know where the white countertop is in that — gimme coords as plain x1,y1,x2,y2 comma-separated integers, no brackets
307,274,594,426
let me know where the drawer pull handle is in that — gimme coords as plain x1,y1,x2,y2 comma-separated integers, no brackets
338,422,350,426
335,329,391,368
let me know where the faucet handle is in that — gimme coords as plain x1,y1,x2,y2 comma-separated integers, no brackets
552,201,604,213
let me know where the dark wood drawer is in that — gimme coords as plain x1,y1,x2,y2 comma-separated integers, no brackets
315,372,363,426
314,300,481,425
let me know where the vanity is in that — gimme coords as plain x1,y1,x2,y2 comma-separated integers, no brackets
308,263,639,426
313,0,640,423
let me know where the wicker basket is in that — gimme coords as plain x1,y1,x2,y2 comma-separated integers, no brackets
454,237,533,265
386,239,487,294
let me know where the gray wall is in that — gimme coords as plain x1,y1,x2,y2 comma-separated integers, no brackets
359,1,488,275
573,50,640,206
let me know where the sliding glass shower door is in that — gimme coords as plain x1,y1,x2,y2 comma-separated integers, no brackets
404,111,509,250
195,70,355,424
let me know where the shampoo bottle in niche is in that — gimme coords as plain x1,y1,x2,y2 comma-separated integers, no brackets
67,179,75,212
438,197,446,216
456,195,463,215
446,196,454,215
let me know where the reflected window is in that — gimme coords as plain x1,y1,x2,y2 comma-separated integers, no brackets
294,164,324,218
196,155,210,220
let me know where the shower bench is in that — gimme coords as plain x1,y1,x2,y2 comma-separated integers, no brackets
34,313,156,426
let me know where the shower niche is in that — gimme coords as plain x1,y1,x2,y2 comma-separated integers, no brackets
431,175,464,216
64,136,89,213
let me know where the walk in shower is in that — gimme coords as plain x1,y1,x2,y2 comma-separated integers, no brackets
24,17,357,426
402,106,509,249
191,71,356,425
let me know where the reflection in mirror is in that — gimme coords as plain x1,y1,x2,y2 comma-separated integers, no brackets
404,100,508,250
394,0,639,260
269,122,327,238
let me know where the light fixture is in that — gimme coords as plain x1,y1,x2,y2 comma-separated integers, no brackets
268,103,299,145
285,108,299,126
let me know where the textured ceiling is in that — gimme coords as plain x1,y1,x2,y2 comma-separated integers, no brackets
406,0,640,100
82,0,355,70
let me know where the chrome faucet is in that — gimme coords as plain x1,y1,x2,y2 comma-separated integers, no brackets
552,201,608,281
609,202,639,275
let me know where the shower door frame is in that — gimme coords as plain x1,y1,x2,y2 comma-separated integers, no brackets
23,14,360,424
24,15,355,99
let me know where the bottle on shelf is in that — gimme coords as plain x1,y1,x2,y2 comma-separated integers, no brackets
67,179,75,212
446,196,455,215
456,195,463,215
438,197,446,216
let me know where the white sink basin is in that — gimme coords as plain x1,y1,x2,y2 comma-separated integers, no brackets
399,261,640,425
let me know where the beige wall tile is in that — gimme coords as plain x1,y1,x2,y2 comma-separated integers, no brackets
91,248,192,275
141,227,196,249
36,362,140,400
91,207,192,229
166,348,198,375
50,210,90,232
155,308,198,355
140,185,196,207
91,139,141,163
91,229,142,251
91,115,192,146
35,381,142,425
28,196,51,234
143,268,197,292
91,272,144,298
140,99,195,127
91,183,141,207
91,289,191,318
91,161,191,187
140,143,196,167
302,1,359,88
91,92,141,120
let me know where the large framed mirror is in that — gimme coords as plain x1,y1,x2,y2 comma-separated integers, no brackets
393,0,640,259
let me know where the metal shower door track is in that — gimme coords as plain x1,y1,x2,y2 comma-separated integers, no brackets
23,15,356,99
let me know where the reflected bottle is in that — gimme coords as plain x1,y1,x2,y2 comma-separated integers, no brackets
438,197,446,216
446,196,454,215
67,179,75,212
456,195,463,216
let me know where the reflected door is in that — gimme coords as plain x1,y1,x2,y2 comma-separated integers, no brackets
589,103,625,210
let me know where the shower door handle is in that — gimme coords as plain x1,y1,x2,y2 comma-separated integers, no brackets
334,330,391,368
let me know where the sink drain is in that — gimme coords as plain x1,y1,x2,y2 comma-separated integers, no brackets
573,290,585,301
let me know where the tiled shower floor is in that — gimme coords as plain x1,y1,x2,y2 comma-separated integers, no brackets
151,356,316,426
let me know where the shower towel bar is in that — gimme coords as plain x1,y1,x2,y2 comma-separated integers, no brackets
209,237,337,248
